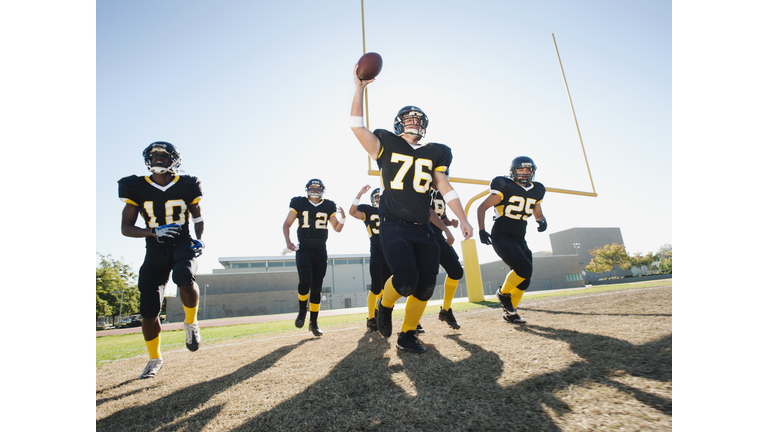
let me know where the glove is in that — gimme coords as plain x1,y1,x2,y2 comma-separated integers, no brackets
191,239,205,257
537,219,548,232
151,224,181,242
479,229,493,245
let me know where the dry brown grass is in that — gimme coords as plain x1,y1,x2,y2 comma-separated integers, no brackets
97,284,671,431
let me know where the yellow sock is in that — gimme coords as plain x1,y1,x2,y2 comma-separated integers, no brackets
510,287,525,309
401,296,428,333
309,302,320,312
381,276,402,308
183,303,199,325
145,335,161,359
367,291,378,319
298,293,309,303
442,276,459,311
501,271,525,294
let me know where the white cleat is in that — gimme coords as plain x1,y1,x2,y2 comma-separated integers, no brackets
139,358,163,379
184,322,201,351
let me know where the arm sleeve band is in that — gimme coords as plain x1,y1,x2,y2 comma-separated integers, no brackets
443,190,459,204
350,116,365,127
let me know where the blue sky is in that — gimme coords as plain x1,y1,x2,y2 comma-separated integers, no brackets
95,0,672,276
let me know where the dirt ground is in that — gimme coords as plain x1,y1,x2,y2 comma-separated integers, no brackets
96,284,672,431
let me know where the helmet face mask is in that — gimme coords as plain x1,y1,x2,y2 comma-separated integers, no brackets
394,106,428,139
509,156,537,185
143,141,182,174
305,179,325,198
370,188,381,207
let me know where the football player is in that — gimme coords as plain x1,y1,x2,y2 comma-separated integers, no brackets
350,65,473,354
428,177,464,330
348,185,391,333
476,156,547,324
118,141,206,379
283,178,346,337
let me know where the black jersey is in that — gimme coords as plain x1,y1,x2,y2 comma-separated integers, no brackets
355,204,383,247
373,129,452,224
289,196,338,249
118,174,203,248
429,189,450,239
488,176,546,239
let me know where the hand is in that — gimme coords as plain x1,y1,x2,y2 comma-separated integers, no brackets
337,206,346,218
445,230,455,246
449,218,459,228
358,185,371,197
479,229,492,245
151,224,181,240
286,241,298,252
353,64,375,88
191,239,205,257
537,219,548,232
460,220,474,240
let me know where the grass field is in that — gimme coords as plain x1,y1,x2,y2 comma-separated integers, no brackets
97,280,671,431
96,281,666,367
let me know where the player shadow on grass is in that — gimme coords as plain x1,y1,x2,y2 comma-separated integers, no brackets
235,324,670,431
517,324,672,415
96,339,311,432
521,307,672,318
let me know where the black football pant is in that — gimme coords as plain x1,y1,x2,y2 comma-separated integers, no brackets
379,219,440,301
491,230,533,290
369,243,392,295
437,236,464,280
138,244,197,318
296,247,328,305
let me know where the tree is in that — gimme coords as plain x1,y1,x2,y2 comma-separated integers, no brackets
631,252,657,275
586,243,631,278
96,254,140,322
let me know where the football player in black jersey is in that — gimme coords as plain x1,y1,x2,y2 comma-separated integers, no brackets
349,185,391,333
350,65,473,354
118,141,206,379
429,180,464,330
283,179,346,337
476,156,547,324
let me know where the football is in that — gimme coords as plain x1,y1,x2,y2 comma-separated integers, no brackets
356,52,383,80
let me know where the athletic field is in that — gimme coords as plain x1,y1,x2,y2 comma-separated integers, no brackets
96,281,672,431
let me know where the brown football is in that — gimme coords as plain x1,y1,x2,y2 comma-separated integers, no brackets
356,52,383,80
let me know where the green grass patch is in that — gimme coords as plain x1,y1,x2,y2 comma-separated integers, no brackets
97,279,670,368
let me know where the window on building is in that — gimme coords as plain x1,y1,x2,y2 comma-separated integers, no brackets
346,259,362,265
283,261,296,267
566,273,584,282
232,263,249,268
249,262,266,268
269,262,284,267
364,258,370,264
322,286,332,293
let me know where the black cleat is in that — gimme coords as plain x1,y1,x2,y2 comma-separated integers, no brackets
295,309,307,328
496,289,516,314
439,308,461,329
376,298,393,338
502,311,527,324
366,317,378,332
309,321,324,336
396,330,426,354
415,323,425,333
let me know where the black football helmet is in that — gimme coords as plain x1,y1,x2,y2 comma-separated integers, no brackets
143,141,182,174
394,106,428,138
305,178,325,198
510,156,537,185
370,188,381,207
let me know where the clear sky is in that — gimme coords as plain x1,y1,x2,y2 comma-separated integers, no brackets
95,0,672,275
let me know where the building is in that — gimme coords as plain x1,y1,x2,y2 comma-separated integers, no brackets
165,227,628,322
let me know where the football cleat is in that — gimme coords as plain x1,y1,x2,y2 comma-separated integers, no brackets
439,308,461,329
295,306,307,328
139,358,163,379
496,288,516,314
183,322,201,351
309,321,323,337
376,298,393,338
396,330,426,354
502,311,527,324
415,323,425,333
366,317,378,332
